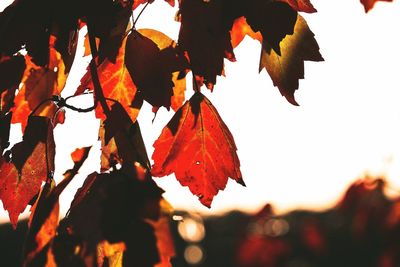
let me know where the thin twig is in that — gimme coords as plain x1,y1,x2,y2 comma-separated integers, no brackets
133,2,150,28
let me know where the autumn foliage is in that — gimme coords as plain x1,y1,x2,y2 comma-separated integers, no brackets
0,0,392,266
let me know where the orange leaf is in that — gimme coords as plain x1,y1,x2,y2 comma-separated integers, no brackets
0,116,55,227
11,48,66,131
278,0,317,13
231,16,262,48
259,15,323,105
77,38,139,122
152,92,243,207
360,0,392,12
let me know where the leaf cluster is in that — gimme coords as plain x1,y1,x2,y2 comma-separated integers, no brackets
0,0,392,266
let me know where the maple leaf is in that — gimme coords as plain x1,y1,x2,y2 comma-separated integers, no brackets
152,92,243,207
125,29,188,110
259,15,323,105
77,38,139,122
360,0,393,12
278,0,317,13
0,116,55,227
137,28,189,111
11,47,66,131
177,0,236,88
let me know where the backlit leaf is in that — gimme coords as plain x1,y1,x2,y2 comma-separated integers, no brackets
152,92,243,207
77,38,140,122
11,47,66,131
0,116,55,227
231,16,262,48
259,15,323,105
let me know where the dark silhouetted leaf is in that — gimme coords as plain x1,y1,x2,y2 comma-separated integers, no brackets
125,30,188,109
178,0,236,88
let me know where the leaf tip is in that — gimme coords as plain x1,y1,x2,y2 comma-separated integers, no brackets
237,178,246,187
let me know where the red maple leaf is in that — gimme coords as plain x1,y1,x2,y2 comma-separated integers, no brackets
0,116,55,227
152,92,243,207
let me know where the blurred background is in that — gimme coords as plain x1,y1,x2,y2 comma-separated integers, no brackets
1,177,400,266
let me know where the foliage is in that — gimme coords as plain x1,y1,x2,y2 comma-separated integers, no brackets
0,0,392,266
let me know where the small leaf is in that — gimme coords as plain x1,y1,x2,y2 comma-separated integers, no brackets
152,92,243,207
259,15,323,105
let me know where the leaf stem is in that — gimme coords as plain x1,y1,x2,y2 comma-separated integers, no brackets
86,21,111,117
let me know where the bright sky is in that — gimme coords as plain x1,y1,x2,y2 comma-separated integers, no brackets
1,0,400,223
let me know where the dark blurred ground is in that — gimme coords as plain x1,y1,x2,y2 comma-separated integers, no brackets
1,178,400,267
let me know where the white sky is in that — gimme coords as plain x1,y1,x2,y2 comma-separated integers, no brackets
1,0,400,223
